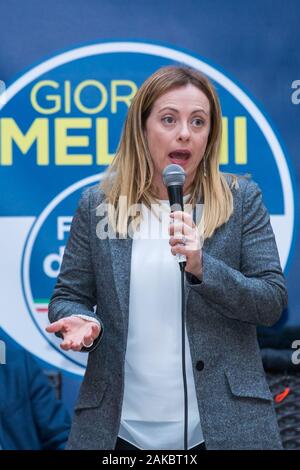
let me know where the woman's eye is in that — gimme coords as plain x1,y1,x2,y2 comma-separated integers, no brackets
162,116,175,124
192,118,204,127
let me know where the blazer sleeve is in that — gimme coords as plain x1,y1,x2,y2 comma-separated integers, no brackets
48,188,104,348
186,179,288,327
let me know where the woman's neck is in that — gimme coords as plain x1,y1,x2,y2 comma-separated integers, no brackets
153,184,191,201
151,174,192,200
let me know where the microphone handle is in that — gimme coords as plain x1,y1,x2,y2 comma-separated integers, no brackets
167,185,187,267
167,185,184,211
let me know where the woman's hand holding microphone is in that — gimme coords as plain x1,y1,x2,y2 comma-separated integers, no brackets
169,210,203,280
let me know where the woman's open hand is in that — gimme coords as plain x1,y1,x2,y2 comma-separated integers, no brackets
46,316,101,351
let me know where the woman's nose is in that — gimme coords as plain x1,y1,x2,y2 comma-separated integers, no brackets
177,122,190,141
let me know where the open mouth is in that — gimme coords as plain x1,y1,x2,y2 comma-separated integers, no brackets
168,150,191,164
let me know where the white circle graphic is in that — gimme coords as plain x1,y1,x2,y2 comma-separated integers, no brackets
0,41,294,374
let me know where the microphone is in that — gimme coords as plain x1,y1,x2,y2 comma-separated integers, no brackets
163,164,189,449
162,164,187,269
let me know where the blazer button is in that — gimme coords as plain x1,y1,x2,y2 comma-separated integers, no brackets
196,360,204,371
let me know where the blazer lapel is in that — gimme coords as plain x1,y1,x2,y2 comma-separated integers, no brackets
108,237,132,323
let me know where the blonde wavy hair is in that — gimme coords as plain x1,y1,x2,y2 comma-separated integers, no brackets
100,65,238,238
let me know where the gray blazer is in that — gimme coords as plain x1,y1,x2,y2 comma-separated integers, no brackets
48,175,287,450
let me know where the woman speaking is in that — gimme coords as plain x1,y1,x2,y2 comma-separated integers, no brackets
46,65,287,450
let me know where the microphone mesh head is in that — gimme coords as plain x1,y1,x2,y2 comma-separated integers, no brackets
162,164,186,187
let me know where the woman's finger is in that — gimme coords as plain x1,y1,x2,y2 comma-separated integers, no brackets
169,221,193,236
46,319,66,333
169,235,190,246
171,244,187,256
60,339,73,350
91,323,100,338
82,334,94,348
170,211,194,227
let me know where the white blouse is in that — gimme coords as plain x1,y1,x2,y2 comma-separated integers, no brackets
119,200,204,450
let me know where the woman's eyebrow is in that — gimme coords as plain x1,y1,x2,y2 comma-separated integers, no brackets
158,106,179,113
158,106,208,115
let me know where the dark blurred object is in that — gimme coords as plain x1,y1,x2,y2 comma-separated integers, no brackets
261,345,300,450
265,371,300,450
0,345,70,450
261,348,300,372
258,324,300,349
43,369,62,400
